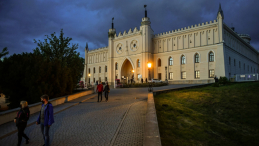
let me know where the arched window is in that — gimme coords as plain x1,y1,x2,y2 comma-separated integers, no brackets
115,63,118,70
105,66,107,72
195,53,199,63
99,67,101,73
181,55,186,64
93,67,95,73
209,52,214,62
158,59,161,67
169,57,173,66
137,59,140,67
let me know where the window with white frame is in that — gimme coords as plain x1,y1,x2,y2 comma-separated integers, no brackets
181,55,186,64
209,70,214,78
195,53,199,63
181,72,186,79
209,52,214,62
169,72,173,80
169,57,173,66
195,71,200,79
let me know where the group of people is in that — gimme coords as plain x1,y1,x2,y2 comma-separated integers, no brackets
96,81,110,102
14,82,110,146
14,94,54,146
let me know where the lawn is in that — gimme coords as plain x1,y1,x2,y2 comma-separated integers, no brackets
154,82,259,146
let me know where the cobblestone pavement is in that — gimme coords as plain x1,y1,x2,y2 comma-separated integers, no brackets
0,84,197,146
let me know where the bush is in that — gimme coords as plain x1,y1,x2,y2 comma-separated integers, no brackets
219,77,229,85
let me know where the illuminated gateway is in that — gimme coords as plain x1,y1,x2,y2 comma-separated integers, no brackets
81,4,259,87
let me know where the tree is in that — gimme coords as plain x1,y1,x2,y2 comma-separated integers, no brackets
0,47,9,59
0,29,84,109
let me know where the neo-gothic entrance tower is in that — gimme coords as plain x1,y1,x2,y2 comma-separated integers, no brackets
106,5,154,87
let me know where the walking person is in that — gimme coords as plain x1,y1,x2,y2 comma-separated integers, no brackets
96,81,103,102
141,78,143,84
103,83,110,102
14,101,30,146
36,94,54,146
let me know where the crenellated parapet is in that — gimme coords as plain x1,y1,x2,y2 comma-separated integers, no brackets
114,27,142,39
88,46,108,53
154,20,217,38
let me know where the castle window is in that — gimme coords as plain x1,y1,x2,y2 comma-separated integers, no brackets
88,68,90,74
209,52,214,62
229,57,231,65
234,59,236,66
195,53,199,63
181,55,186,64
137,59,140,67
93,67,95,73
158,59,161,67
209,70,214,78
99,67,101,73
195,71,200,79
244,64,245,70
105,66,107,72
239,61,241,68
181,72,186,79
169,57,173,66
169,72,173,80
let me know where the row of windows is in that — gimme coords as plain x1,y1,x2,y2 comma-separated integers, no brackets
158,52,215,67
164,70,214,80
229,57,257,73
89,66,108,74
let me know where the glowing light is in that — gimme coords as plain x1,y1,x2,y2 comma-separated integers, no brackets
88,74,91,76
132,70,135,73
147,63,152,68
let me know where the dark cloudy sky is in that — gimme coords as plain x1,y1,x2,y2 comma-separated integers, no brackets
1,0,259,58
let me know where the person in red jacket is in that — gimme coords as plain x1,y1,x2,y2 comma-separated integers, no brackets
96,81,103,102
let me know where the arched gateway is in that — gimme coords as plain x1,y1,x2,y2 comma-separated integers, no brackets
120,58,135,83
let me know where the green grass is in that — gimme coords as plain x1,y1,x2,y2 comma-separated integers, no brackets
154,82,259,146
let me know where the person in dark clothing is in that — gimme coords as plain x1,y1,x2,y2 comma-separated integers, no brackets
146,78,148,83
214,75,219,83
141,78,143,83
14,101,30,146
103,83,110,102
36,94,54,146
96,81,103,102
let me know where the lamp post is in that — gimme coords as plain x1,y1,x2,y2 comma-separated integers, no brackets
147,62,152,81
88,74,91,85
165,66,168,82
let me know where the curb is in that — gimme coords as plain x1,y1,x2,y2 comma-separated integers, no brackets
143,93,162,146
0,94,97,140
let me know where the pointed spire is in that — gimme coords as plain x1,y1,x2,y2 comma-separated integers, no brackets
144,5,147,17
112,17,114,29
85,42,88,52
217,3,224,19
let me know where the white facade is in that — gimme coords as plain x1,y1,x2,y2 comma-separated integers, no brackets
81,5,259,87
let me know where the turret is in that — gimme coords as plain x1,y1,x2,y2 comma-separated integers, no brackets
217,3,224,43
108,17,116,39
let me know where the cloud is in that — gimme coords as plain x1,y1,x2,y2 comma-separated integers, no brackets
0,0,258,59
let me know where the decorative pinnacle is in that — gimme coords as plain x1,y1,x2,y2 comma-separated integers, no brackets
144,5,147,17
217,3,224,19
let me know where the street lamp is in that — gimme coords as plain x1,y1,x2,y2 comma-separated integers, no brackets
88,74,91,77
165,66,168,82
147,62,152,81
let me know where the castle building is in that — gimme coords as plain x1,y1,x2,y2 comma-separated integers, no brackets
81,4,259,87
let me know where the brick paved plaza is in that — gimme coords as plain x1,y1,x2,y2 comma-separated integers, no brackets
0,84,196,146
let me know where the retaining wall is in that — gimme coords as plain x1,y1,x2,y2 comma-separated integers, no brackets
0,90,94,125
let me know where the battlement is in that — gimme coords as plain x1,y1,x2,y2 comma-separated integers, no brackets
88,46,108,53
154,20,217,38
114,27,141,39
